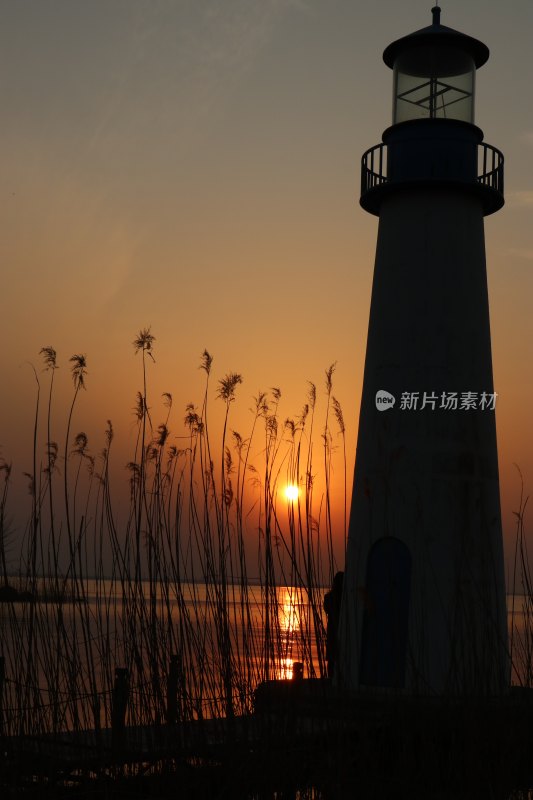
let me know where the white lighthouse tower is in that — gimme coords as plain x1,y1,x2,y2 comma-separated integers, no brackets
338,7,508,695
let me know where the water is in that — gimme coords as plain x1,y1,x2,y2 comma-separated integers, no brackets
0,578,327,735
1,583,531,738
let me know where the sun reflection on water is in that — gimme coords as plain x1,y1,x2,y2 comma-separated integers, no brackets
276,588,304,680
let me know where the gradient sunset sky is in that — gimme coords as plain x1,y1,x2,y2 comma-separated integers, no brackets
1,0,532,574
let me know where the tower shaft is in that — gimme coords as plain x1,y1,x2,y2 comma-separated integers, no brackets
339,186,508,694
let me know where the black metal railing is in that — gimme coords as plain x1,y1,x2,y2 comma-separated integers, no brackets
477,142,504,195
361,140,504,197
361,143,387,196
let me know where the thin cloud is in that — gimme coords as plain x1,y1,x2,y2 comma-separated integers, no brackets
507,247,533,261
505,190,533,207
87,1,311,154
178,1,305,106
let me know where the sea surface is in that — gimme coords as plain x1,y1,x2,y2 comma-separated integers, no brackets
0,579,325,734
0,581,531,736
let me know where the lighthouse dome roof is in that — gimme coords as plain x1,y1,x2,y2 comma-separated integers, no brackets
383,7,489,70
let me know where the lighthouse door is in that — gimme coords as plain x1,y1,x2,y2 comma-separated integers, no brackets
360,536,412,688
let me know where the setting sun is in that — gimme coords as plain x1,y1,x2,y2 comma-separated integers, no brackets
284,484,299,502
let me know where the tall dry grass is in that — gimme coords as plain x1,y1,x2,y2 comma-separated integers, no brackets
0,329,347,738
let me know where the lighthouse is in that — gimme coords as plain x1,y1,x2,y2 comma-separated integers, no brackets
338,7,508,695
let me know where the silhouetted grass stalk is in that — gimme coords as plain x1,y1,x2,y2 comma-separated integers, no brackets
0,332,368,742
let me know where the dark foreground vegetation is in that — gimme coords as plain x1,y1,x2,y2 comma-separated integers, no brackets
0,331,532,798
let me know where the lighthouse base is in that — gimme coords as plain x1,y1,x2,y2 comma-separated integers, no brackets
254,679,533,798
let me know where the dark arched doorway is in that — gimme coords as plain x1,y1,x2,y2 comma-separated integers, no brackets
359,536,412,688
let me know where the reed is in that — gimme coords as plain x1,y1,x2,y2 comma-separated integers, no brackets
1,332,532,799
509,466,533,689
0,331,345,743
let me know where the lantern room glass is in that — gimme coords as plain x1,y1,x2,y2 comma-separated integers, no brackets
393,44,475,124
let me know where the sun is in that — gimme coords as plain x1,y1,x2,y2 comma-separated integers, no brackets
284,484,299,502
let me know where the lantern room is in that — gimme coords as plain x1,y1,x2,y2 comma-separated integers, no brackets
359,6,503,218
383,6,489,125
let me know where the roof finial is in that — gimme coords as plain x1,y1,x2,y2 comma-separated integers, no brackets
431,5,441,26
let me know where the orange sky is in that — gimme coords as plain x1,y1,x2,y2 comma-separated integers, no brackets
1,1,532,579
